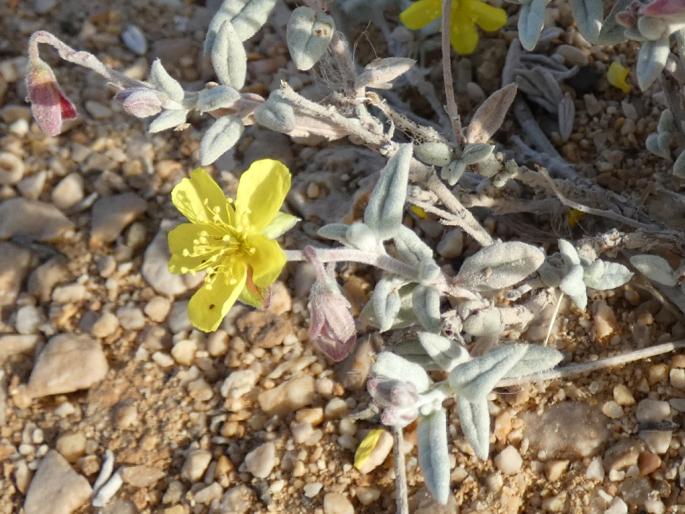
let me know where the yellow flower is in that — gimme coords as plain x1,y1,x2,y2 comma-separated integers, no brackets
168,160,298,332
607,62,631,94
400,0,508,55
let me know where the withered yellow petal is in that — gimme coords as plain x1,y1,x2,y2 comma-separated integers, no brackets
354,428,388,472
235,159,291,231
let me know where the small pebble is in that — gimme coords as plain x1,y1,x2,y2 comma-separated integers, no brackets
494,445,522,475
636,400,670,423
639,430,672,455
171,339,196,366
613,384,635,406
670,368,685,389
303,482,323,498
122,25,147,55
55,432,86,463
144,296,171,322
181,449,211,482
244,442,276,479
355,486,380,506
602,401,623,419
51,173,84,210
323,492,354,514
638,451,661,475
0,152,24,185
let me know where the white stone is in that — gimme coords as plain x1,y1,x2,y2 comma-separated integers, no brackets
494,445,522,475
171,340,196,366
51,173,84,210
24,450,91,514
604,497,628,514
244,442,276,479
437,229,464,258
181,449,211,482
613,384,635,406
636,400,670,423
0,198,73,241
639,430,672,455
90,193,146,245
304,482,323,498
15,305,44,335
602,401,624,419
221,369,258,399
323,492,354,514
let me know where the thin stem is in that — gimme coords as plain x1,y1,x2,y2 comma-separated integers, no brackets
441,0,463,145
392,426,409,514
497,339,685,387
543,292,564,347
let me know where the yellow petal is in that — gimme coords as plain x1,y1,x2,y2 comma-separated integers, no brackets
354,428,387,472
171,168,233,225
188,261,246,332
607,62,631,94
167,222,224,274
235,159,291,231
468,0,508,32
262,211,300,239
247,234,286,289
450,11,480,55
400,0,442,29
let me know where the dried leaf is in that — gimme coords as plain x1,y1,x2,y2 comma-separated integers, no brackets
466,83,518,144
355,57,416,89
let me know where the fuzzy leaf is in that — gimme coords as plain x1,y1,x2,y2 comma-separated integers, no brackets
254,92,296,133
317,223,350,245
559,264,587,310
415,142,452,166
457,396,490,459
412,286,442,333
211,20,247,90
149,59,184,103
364,144,413,240
462,307,503,337
441,160,466,186
466,83,518,144
418,410,450,505
456,241,545,291
345,222,379,252
460,143,494,165
372,278,403,332
636,38,669,91
448,344,528,402
393,225,434,266
597,0,632,45
630,254,677,286
205,0,277,46
558,239,580,266
558,94,575,142
196,86,241,113
148,109,188,133
518,0,547,51
372,351,431,393
583,260,633,290
287,6,335,71
646,132,670,159
674,148,685,178
417,332,469,372
356,57,416,89
570,0,603,42
200,116,243,166
502,345,563,378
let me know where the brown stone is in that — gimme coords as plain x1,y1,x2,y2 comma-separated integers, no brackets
237,311,291,348
638,451,662,476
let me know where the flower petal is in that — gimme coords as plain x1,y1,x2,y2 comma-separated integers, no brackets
235,159,291,230
171,168,233,225
262,211,300,239
167,222,225,274
468,0,508,32
451,12,480,55
400,0,442,29
188,261,246,332
248,234,287,288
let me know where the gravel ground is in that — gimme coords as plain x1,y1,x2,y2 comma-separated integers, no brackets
1,1,685,513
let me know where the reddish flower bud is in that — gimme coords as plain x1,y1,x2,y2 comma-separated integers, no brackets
26,57,77,137
641,0,685,16
368,376,420,427
114,87,163,118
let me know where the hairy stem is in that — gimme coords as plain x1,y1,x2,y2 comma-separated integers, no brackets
441,0,463,145
392,426,410,514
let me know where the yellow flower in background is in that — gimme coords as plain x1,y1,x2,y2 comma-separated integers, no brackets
168,160,298,332
400,0,508,55
607,62,632,94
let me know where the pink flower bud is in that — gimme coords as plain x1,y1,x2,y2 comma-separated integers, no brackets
380,405,419,427
308,281,357,362
26,57,77,137
641,0,685,16
114,87,163,118
368,377,419,408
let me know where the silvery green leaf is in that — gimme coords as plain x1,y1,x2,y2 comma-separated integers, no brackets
583,260,633,290
658,110,675,133
412,286,441,333
196,86,241,113
149,59,184,103
415,142,452,167
393,225,433,266
205,0,277,47
262,212,299,239
317,223,350,245
559,264,587,310
558,239,580,266
637,38,669,91
211,20,247,90
457,396,490,459
460,143,494,165
462,307,503,337
502,345,563,378
637,17,667,40
355,57,416,89
372,351,431,393
673,149,685,178
597,0,632,45
559,94,575,142
646,133,670,159
254,93,296,133
361,284,418,331
200,116,243,166
466,83,518,144
456,241,545,291
364,144,413,240
441,160,466,186
570,0,603,42
518,0,547,51
657,132,672,156
418,259,442,283
630,254,677,286
372,278,404,332
448,344,528,402
286,6,335,71
346,222,379,252
148,109,188,133
418,332,470,372
418,410,450,505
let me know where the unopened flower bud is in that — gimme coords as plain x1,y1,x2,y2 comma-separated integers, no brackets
115,87,163,118
367,376,419,408
640,0,685,16
380,404,419,427
25,57,77,137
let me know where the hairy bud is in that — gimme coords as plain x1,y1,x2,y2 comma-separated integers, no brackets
368,376,420,427
115,88,163,118
26,57,77,137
